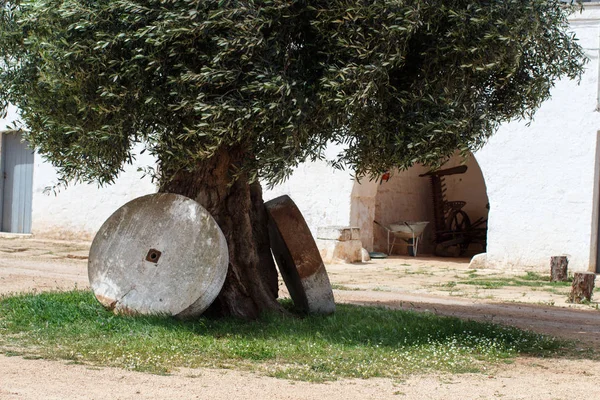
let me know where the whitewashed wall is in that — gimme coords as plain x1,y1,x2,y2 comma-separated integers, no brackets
31,150,157,240
263,143,355,239
474,9,600,272
0,105,19,129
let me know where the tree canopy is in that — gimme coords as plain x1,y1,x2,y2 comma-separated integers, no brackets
0,0,587,187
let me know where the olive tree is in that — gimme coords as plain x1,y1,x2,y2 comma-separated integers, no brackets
0,0,586,317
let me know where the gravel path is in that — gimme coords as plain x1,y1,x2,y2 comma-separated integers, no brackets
1,238,599,400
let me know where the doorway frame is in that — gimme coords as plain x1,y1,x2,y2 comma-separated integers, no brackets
0,130,34,234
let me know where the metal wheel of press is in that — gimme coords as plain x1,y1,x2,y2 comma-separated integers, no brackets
434,239,464,257
88,193,229,318
451,209,472,256
433,210,472,257
265,195,335,315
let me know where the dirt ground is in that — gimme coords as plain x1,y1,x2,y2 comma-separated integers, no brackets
1,237,600,400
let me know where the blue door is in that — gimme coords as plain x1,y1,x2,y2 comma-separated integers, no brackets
1,132,34,233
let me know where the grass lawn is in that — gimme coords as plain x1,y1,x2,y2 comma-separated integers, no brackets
458,271,573,290
0,290,569,381
436,271,574,294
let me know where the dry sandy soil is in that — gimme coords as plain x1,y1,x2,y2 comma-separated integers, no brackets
1,237,600,400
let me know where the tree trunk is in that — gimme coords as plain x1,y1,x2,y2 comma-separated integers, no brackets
160,147,281,318
550,256,568,282
567,272,596,304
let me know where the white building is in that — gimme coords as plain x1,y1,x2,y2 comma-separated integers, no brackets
1,5,599,273
0,106,156,240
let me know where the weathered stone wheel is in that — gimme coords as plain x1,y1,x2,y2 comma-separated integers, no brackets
88,193,229,318
265,195,335,315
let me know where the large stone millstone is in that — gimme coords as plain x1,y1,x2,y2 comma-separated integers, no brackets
265,195,335,315
88,193,228,318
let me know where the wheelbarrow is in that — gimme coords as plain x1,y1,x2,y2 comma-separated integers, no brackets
374,221,429,256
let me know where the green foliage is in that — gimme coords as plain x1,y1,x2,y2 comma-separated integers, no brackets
0,290,568,380
0,1,587,186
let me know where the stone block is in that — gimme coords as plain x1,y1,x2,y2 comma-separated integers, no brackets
317,238,362,263
317,226,360,241
469,253,487,269
361,248,371,262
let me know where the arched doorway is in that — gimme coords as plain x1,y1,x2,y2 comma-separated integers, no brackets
350,153,489,257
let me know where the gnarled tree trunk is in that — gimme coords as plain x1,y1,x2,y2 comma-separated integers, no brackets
160,147,281,318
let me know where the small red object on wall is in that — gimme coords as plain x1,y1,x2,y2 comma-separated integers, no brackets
380,171,390,184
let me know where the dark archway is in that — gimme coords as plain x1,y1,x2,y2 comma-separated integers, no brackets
351,153,489,257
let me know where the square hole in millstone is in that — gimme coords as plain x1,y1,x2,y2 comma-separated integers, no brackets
145,249,162,263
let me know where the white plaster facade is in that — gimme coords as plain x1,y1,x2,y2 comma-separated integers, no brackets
1,106,156,240
1,6,599,272
264,143,356,238
30,150,156,240
472,7,600,272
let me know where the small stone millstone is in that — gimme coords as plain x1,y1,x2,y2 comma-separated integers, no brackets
88,193,228,318
265,195,335,315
